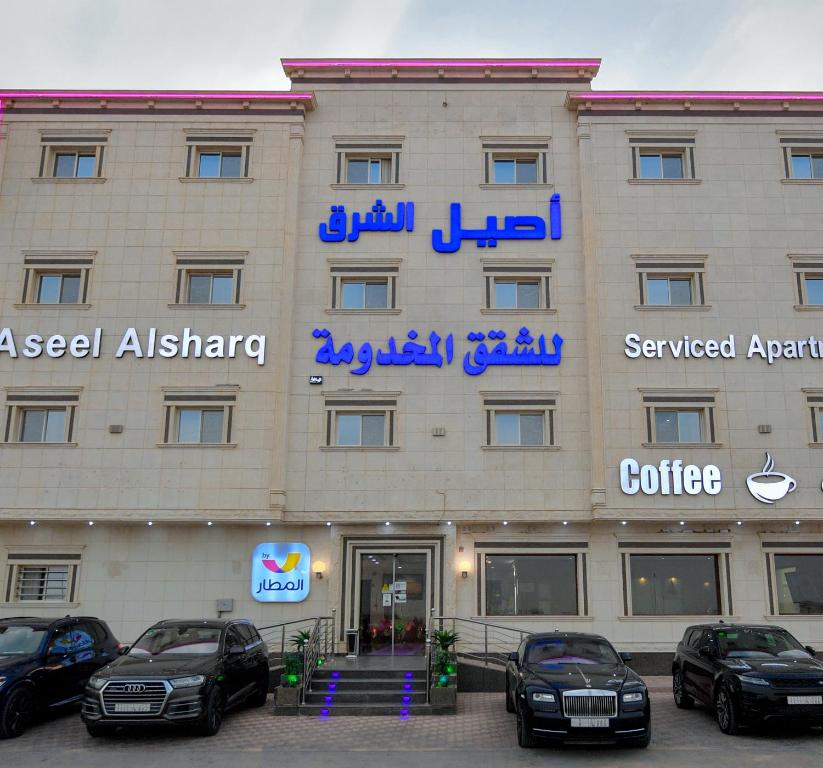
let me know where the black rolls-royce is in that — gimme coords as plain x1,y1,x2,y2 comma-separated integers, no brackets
505,632,651,748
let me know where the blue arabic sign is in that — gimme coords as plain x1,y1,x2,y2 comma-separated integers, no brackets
313,327,563,376
318,195,561,252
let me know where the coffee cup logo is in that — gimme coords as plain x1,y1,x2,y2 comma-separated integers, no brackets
746,452,797,504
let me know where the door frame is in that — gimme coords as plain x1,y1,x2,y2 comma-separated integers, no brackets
340,536,444,643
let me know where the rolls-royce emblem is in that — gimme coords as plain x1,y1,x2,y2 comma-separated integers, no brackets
124,683,146,693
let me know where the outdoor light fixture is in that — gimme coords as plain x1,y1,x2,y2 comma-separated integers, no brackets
88,521,94,527
679,521,686,526
326,521,332,527
266,521,272,527
502,520,508,526
736,521,743,526
147,521,153,527
314,561,326,579
795,520,801,526
562,521,568,525
460,560,471,579
207,521,213,527
621,521,627,526
385,521,391,526
446,520,452,526
29,520,36,526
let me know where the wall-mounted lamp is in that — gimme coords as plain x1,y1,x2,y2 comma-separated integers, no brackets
314,561,326,579
460,560,471,579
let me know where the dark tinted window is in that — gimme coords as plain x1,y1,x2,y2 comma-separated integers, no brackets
130,625,221,656
0,625,47,655
226,626,245,649
525,636,620,666
70,622,97,652
715,627,808,659
234,623,254,643
684,628,704,648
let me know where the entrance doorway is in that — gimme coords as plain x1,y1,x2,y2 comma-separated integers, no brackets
357,551,429,656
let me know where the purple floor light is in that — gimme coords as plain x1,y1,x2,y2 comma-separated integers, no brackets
331,671,340,679
403,683,412,691
324,695,333,703
328,682,337,690
402,695,411,703
399,708,409,720
404,672,413,679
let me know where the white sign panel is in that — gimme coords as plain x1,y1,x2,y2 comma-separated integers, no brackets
251,542,311,602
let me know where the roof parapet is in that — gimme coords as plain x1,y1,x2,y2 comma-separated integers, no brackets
567,90,823,114
282,58,600,83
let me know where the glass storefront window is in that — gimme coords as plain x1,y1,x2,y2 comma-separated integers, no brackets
774,554,823,614
629,554,720,616
484,554,577,616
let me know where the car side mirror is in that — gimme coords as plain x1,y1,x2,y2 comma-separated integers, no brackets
508,651,518,662
698,645,715,659
118,645,130,656
228,644,245,656
805,645,816,658
47,645,70,659
619,652,633,662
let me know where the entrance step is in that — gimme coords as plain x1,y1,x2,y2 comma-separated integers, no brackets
314,668,423,680
310,677,427,692
292,702,453,716
304,690,428,705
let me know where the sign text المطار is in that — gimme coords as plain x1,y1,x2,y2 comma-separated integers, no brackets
318,195,562,252
312,326,564,376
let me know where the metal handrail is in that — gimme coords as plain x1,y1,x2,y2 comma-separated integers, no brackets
257,617,327,666
301,615,334,704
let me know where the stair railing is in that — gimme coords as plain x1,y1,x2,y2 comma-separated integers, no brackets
301,616,334,704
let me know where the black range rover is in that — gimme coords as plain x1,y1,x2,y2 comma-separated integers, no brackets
672,623,823,734
81,619,269,736
505,632,651,748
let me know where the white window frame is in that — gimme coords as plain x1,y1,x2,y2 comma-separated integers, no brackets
333,137,404,186
183,131,254,181
619,541,732,618
37,131,109,180
789,255,823,309
328,258,401,314
762,538,823,617
481,137,551,186
161,387,238,447
3,388,81,445
323,392,399,450
172,251,246,308
3,548,83,605
627,131,698,183
482,392,557,449
634,256,708,310
641,389,719,447
481,259,553,314
476,543,589,618
19,251,95,307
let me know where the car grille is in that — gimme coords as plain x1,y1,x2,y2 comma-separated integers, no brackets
101,680,170,716
562,689,618,718
772,678,823,690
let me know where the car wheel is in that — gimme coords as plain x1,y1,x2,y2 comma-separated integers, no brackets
673,669,694,709
197,686,225,737
516,710,536,748
505,680,515,713
248,677,269,708
715,685,741,735
0,687,35,739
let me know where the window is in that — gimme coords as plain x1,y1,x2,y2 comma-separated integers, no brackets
3,552,81,603
161,388,237,446
805,390,823,444
627,553,722,616
334,138,403,185
790,257,823,307
767,552,823,614
629,135,696,181
329,259,400,311
20,251,94,305
37,133,107,179
3,389,79,444
642,390,717,445
482,138,550,185
484,554,578,616
790,152,823,179
324,393,397,448
492,156,538,184
484,393,556,447
340,280,389,309
483,261,552,312
634,256,707,309
184,132,253,179
173,252,245,306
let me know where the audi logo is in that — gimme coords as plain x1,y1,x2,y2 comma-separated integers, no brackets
124,683,146,694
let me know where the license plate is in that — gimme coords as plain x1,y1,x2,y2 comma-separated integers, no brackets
114,702,152,713
788,695,823,705
570,717,609,728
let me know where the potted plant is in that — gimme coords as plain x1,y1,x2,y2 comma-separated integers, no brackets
275,630,311,709
430,629,460,707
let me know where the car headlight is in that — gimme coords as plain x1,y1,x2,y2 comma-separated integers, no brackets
170,675,205,689
88,675,107,690
741,676,770,687
622,691,644,703
532,692,555,703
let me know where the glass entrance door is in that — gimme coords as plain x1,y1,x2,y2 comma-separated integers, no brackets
358,551,429,656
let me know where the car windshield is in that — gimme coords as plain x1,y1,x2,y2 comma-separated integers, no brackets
717,628,810,659
0,625,46,655
525,637,621,666
129,626,221,657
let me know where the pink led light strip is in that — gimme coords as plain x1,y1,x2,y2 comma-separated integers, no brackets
0,90,313,101
282,58,601,69
571,91,823,101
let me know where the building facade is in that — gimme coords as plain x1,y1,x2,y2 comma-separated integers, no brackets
1,60,823,664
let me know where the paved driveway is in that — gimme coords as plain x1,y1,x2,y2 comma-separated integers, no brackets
4,678,823,767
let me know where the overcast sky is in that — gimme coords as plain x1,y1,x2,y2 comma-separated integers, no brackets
2,0,822,92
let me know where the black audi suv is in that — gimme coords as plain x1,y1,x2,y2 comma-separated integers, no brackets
505,632,651,748
0,615,120,738
672,622,823,734
81,618,269,736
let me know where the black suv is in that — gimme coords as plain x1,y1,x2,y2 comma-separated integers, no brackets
672,622,823,734
505,632,651,748
82,618,269,736
0,615,120,738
